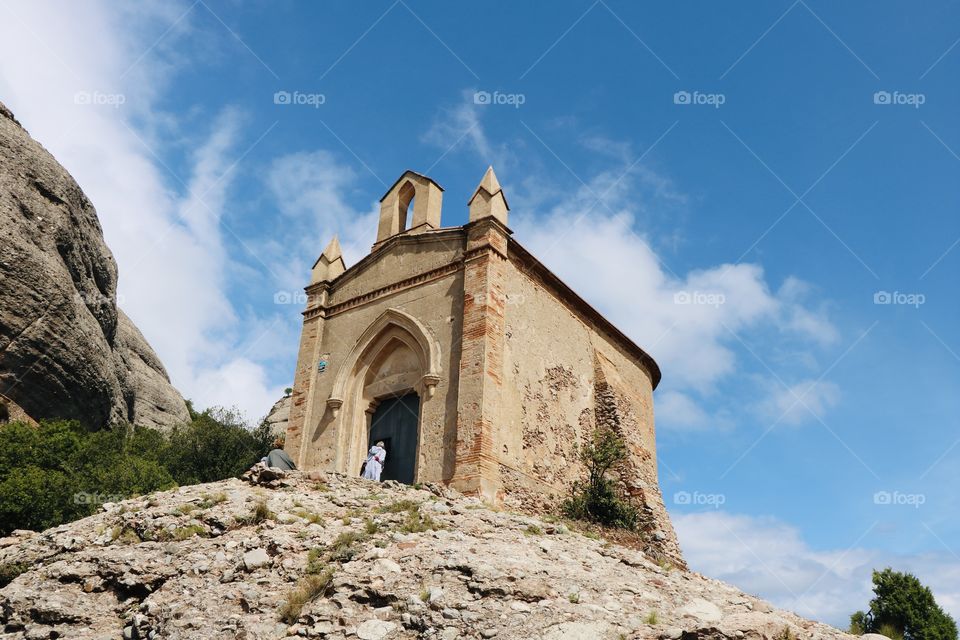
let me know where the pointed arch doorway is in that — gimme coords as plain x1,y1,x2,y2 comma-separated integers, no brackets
367,392,420,484
322,308,442,482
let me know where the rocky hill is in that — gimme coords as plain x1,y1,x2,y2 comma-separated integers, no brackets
264,394,292,437
0,101,189,430
0,470,855,640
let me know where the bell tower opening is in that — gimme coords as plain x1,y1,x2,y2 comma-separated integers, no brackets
374,171,444,247
397,181,415,232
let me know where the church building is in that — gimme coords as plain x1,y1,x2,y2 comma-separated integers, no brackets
284,167,681,561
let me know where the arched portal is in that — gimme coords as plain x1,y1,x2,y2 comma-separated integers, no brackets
324,309,441,481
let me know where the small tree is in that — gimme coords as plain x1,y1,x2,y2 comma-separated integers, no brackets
561,425,638,530
850,568,957,640
163,407,271,485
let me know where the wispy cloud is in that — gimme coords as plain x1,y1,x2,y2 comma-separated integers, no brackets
0,0,286,422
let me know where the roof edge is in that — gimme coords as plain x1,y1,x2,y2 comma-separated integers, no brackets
378,170,445,203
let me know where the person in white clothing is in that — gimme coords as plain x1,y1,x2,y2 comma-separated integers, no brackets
361,441,387,481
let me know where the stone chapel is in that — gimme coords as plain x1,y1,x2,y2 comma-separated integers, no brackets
284,167,680,558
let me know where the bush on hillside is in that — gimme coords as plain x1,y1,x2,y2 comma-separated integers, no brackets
561,424,638,530
0,406,274,536
850,568,957,640
163,405,274,485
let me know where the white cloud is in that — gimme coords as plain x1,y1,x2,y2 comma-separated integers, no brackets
675,511,960,628
509,174,833,395
422,89,514,170
421,93,843,432
264,149,378,280
0,1,284,423
777,277,840,347
755,378,842,426
657,390,716,431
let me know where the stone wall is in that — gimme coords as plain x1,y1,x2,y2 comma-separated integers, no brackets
495,248,683,566
284,193,681,565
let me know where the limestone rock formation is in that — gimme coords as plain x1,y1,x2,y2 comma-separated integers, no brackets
0,471,855,640
0,101,189,430
264,394,292,438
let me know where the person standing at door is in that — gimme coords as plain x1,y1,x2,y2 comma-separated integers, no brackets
362,441,387,481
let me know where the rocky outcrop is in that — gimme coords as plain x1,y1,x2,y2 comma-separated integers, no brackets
0,471,854,640
264,394,291,437
0,101,189,430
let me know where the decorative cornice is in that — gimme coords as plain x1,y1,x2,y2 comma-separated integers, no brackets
324,260,463,318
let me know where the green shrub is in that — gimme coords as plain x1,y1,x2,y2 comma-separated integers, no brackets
0,420,175,536
560,425,638,530
0,404,274,536
850,568,957,640
162,407,272,485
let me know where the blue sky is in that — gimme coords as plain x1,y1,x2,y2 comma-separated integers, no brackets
0,0,957,627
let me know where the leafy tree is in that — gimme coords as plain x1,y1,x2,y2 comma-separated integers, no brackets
561,425,638,530
161,407,271,485
0,420,174,535
850,568,957,640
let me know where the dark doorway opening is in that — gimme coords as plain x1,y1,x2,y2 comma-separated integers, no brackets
368,393,420,484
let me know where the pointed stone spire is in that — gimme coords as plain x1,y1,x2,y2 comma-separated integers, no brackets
468,166,509,225
323,235,342,262
310,235,346,283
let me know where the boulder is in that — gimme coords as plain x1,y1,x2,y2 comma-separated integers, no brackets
263,394,291,437
0,101,188,430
